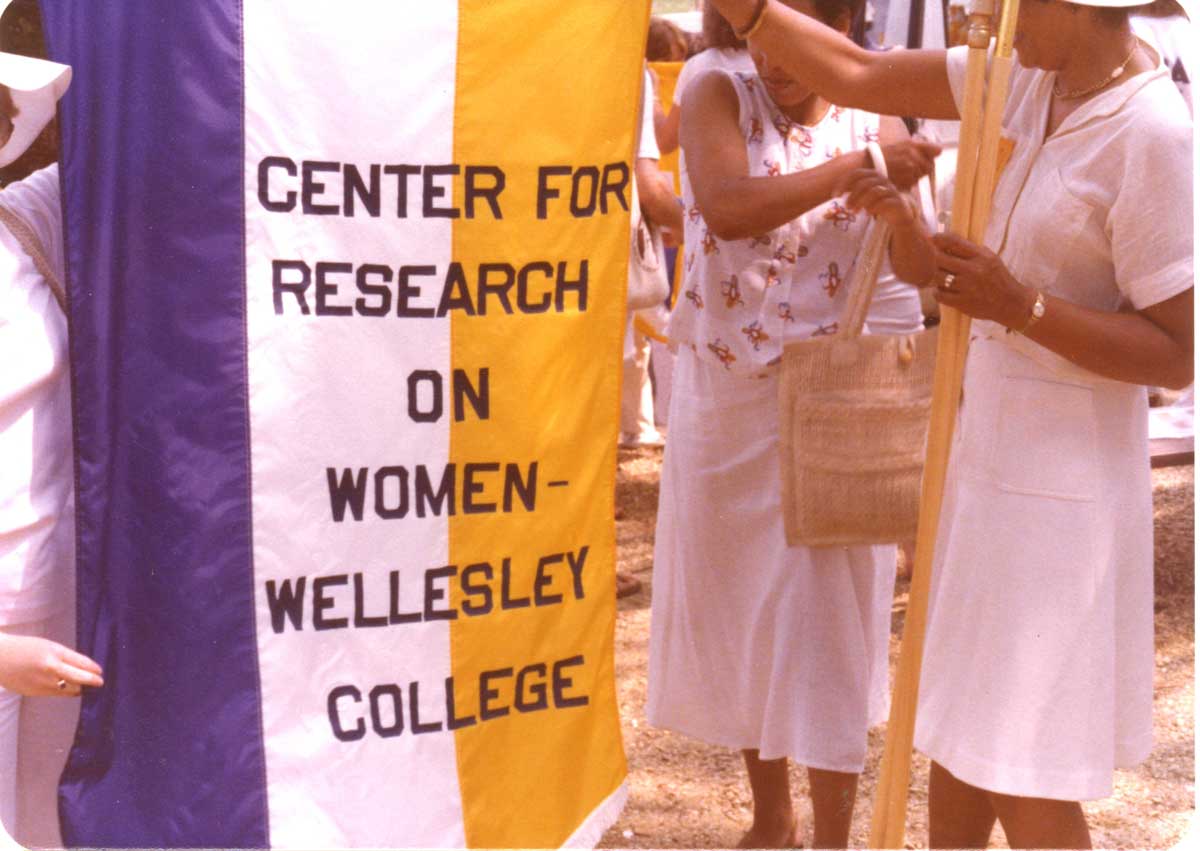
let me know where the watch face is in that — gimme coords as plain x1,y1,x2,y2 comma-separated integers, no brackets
1032,297,1046,318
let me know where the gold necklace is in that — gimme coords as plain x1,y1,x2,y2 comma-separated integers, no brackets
1053,41,1140,100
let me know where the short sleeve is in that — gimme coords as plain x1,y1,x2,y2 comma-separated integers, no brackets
944,45,971,120
1109,109,1194,309
637,67,660,161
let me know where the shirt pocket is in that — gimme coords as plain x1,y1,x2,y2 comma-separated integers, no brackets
1001,164,1094,298
989,373,1099,502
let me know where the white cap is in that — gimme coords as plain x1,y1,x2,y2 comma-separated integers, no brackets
0,0,71,167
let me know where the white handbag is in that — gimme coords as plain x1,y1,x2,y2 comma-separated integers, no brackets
626,176,670,311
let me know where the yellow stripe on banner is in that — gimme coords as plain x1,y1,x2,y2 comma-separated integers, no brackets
449,2,647,847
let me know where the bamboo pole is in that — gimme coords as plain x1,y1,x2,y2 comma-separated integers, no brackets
867,0,1022,844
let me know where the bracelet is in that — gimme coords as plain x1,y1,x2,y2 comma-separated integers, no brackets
735,0,770,40
1007,290,1046,334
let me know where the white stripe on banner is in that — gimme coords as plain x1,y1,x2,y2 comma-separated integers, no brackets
244,3,464,846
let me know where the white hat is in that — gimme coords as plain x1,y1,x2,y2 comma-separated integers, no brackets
0,0,70,167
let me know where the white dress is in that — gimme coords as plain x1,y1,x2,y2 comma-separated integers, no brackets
913,46,1194,801
646,71,921,772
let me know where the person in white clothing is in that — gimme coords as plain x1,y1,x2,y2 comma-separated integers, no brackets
704,0,1194,847
0,11,103,848
645,0,940,845
622,66,682,448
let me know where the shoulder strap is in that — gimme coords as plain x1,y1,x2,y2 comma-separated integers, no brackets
0,204,66,313
835,142,891,340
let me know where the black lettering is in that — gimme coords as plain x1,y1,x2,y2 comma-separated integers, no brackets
408,371,443,423
463,462,499,514
328,685,365,742
569,165,600,217
397,265,437,318
389,571,421,625
272,260,311,315
423,164,461,218
326,467,367,522
409,681,443,735
445,676,477,730
353,573,388,628
374,466,409,519
453,368,489,422
479,667,513,721
423,565,458,621
313,574,349,631
536,165,572,219
415,464,456,517
555,260,588,312
503,462,537,512
315,261,354,316
464,165,505,219
567,546,588,600
552,655,589,708
437,263,476,316
477,263,515,316
533,554,563,606
355,264,392,316
459,562,494,616
515,663,549,712
369,684,404,737
516,262,553,314
599,161,630,213
384,164,421,217
343,163,381,217
265,577,306,633
258,156,297,212
500,557,530,610
301,160,340,215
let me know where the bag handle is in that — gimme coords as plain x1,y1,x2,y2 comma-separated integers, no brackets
834,141,891,341
0,204,66,313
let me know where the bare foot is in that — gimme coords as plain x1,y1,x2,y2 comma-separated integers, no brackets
736,815,799,849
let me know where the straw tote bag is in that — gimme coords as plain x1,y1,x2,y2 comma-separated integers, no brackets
778,147,936,547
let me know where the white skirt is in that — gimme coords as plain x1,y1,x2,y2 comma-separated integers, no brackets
645,349,894,772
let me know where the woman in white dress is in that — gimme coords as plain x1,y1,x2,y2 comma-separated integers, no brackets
645,0,941,845
701,0,1194,847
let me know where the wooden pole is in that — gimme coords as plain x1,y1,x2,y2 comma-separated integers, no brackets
867,0,1021,843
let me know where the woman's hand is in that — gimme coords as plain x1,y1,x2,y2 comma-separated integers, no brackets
0,633,105,697
839,169,920,230
880,138,941,190
931,232,1035,328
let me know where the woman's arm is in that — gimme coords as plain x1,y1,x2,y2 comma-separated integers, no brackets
636,157,684,237
841,167,937,286
656,101,681,156
683,72,940,240
707,0,960,120
932,232,1194,389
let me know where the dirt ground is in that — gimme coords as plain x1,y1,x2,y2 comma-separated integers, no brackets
599,449,1194,849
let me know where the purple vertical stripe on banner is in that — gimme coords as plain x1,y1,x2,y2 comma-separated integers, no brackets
40,2,269,846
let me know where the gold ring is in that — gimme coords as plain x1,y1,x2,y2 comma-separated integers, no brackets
940,272,956,291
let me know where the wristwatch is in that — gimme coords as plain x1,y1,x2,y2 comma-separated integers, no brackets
1016,291,1046,334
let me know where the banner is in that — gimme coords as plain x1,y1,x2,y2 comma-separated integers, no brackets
44,2,643,846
